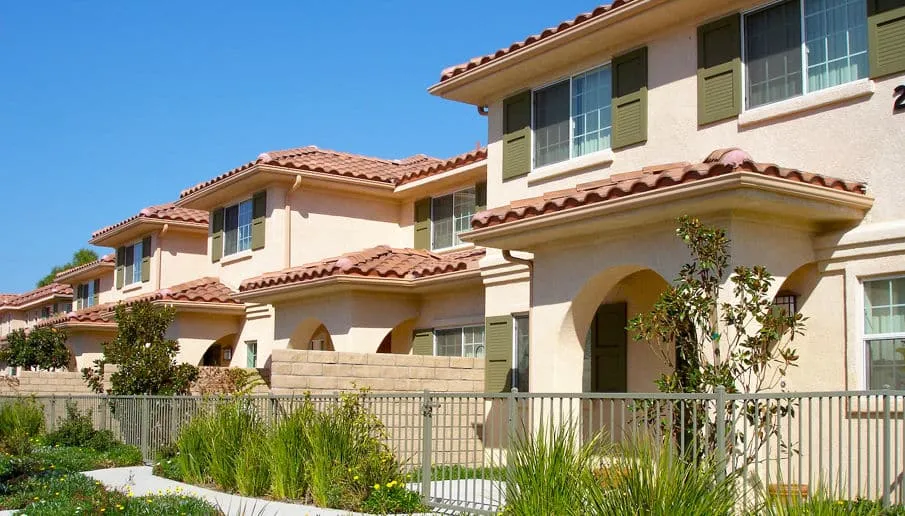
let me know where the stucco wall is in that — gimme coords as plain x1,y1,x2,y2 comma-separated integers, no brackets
270,349,484,394
109,233,161,300
68,330,112,371
167,312,242,366
159,230,208,288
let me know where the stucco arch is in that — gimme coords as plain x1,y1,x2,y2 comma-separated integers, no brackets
198,333,238,366
288,318,335,351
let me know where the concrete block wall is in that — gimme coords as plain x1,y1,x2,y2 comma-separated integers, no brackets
0,371,94,395
270,349,485,394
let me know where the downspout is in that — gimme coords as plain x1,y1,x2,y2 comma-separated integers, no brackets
477,105,489,116
157,224,169,290
285,175,303,268
501,249,534,307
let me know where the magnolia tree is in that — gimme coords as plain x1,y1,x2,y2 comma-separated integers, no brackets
628,216,805,470
0,327,71,371
82,301,198,395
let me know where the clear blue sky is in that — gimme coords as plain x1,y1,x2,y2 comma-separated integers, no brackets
0,1,595,293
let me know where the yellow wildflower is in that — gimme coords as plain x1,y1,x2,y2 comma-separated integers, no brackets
354,475,360,480
374,484,380,490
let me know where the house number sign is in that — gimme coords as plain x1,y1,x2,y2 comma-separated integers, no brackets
895,85,905,112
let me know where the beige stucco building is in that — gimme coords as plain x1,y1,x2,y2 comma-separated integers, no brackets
3,0,903,398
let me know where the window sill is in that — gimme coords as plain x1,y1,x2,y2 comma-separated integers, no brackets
738,80,875,128
431,243,475,254
528,149,614,186
121,283,144,294
220,250,253,265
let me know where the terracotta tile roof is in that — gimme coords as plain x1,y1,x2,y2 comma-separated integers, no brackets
472,148,867,229
92,204,209,239
37,277,239,328
439,1,639,83
180,146,446,199
2,283,73,308
240,245,486,293
54,254,115,281
0,294,17,306
397,147,487,185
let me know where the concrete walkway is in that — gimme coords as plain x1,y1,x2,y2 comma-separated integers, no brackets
84,466,364,516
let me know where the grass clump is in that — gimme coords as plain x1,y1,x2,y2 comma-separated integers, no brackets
0,398,45,455
207,399,261,491
268,402,312,500
176,408,213,485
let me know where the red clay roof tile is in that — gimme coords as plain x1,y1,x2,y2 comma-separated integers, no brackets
1,283,73,309
472,148,867,230
396,148,487,185
92,204,208,239
240,245,485,293
439,1,639,83
54,254,115,281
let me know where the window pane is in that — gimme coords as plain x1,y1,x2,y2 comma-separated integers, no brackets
804,0,867,92
745,0,803,108
132,241,143,284
867,338,905,389
533,80,570,167
237,200,253,253
224,204,239,256
124,245,134,286
515,315,530,392
453,188,476,246
572,65,612,156
435,329,462,357
463,326,485,358
87,281,95,308
864,278,905,335
432,194,454,249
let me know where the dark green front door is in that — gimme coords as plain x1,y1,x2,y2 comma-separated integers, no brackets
592,302,628,392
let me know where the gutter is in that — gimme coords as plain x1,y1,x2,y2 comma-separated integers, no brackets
501,250,534,309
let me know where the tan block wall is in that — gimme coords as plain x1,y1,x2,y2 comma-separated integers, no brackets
0,371,94,395
270,349,485,394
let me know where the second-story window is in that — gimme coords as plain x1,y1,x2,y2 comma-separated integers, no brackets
224,199,253,256
533,64,613,168
124,240,143,286
431,187,476,250
744,0,867,109
76,279,100,310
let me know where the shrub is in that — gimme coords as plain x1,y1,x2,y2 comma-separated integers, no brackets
587,435,740,516
268,402,313,500
0,398,45,455
0,327,71,372
759,485,905,516
503,420,601,515
361,480,425,515
305,391,402,509
45,402,116,452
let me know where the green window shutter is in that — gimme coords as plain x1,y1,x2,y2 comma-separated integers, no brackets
412,328,434,355
611,47,648,149
868,0,905,78
251,190,267,250
475,181,487,212
502,91,531,180
413,198,431,250
484,315,513,393
141,236,152,282
697,14,741,125
115,246,125,289
76,284,84,310
93,279,100,306
211,208,224,263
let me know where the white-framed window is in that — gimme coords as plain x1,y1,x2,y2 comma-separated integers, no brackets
514,315,530,392
224,199,253,256
431,187,476,250
533,64,613,168
863,277,905,389
743,0,868,109
123,240,143,287
435,326,485,358
76,280,98,310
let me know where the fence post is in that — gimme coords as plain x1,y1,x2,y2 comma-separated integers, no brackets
715,386,727,483
507,387,517,458
421,389,434,504
49,395,56,431
141,396,150,463
882,390,891,508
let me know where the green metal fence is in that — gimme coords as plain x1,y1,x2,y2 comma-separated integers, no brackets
3,389,903,514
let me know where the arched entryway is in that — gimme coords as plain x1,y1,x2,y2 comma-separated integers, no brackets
199,334,237,367
288,318,335,351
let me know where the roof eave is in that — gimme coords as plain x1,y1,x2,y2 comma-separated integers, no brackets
54,262,115,284
154,300,245,315
394,160,487,197
461,173,874,250
90,218,208,247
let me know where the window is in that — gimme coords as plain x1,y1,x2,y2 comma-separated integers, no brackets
76,281,98,310
246,341,257,368
121,240,144,287
863,277,905,389
533,64,613,168
431,187,476,250
224,199,253,256
744,0,867,109
41,307,51,319
435,326,485,358
514,315,530,392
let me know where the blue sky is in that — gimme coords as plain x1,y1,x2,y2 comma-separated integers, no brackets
0,1,594,293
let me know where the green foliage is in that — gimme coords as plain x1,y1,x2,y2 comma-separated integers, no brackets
36,248,98,288
0,398,45,455
82,301,198,395
152,445,183,481
587,436,740,516
268,403,313,500
235,433,270,497
207,400,262,491
175,411,212,485
45,402,116,452
502,420,601,515
360,480,426,515
0,328,71,372
759,485,905,515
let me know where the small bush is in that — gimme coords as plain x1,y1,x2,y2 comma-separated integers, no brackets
0,398,45,455
760,485,905,516
361,480,425,515
45,402,117,452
